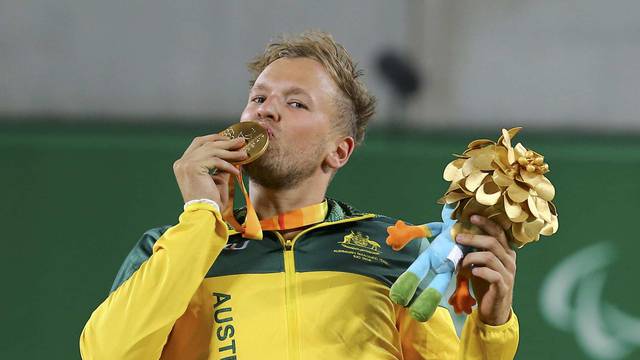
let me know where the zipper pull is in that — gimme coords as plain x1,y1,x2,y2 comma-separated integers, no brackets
284,239,293,250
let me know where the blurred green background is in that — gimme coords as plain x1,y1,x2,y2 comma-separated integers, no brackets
1,122,638,359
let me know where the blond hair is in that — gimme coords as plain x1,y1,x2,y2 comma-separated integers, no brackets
247,31,376,145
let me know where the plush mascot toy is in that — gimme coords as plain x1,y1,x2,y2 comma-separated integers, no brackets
386,203,472,321
387,127,559,322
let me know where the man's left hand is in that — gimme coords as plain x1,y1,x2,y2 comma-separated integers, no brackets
455,215,516,326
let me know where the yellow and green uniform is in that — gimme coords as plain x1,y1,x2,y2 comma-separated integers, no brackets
80,199,519,359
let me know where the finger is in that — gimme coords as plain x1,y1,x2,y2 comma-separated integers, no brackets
461,251,509,278
212,172,232,186
200,147,249,162
470,267,506,290
184,134,229,154
212,172,232,207
185,135,246,156
456,234,515,272
200,137,246,152
204,158,240,176
470,215,511,252
226,137,248,150
189,141,248,164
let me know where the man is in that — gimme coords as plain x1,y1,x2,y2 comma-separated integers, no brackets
80,31,518,359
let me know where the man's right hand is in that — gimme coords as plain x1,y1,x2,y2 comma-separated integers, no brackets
173,134,248,210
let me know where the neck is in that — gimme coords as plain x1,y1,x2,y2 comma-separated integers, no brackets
249,173,329,219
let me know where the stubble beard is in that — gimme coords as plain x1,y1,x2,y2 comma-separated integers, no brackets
244,139,324,190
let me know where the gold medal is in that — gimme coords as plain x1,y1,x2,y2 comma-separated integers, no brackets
220,121,269,165
209,121,269,175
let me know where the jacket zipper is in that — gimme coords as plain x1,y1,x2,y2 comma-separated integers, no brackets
274,232,300,360
273,213,376,360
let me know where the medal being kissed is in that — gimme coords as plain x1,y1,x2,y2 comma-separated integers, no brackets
210,121,270,175
222,121,270,165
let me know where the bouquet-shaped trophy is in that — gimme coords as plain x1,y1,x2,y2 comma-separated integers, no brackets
386,127,558,322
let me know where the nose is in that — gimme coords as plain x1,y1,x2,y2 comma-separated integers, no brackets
256,97,280,123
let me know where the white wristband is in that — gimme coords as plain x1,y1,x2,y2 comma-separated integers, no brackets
183,199,220,213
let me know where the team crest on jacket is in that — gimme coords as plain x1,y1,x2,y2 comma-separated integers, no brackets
339,231,381,254
334,231,388,265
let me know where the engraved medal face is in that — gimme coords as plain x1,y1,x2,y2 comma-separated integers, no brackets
219,121,269,165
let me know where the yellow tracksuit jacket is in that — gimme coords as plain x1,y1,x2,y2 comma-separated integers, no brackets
80,199,519,359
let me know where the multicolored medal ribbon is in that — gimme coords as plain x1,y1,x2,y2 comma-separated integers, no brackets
222,167,263,239
223,173,328,239
216,122,328,240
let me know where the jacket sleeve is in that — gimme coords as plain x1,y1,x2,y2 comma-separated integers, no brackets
457,309,519,360
398,306,519,359
79,202,229,360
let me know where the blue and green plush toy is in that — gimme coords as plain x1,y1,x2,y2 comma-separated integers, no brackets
386,203,476,322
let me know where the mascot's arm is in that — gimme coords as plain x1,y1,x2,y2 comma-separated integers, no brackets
397,305,519,360
79,203,228,360
386,221,443,251
387,220,429,250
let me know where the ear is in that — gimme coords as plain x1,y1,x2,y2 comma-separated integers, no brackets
324,136,355,172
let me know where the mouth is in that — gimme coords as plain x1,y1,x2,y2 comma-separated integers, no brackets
257,122,275,139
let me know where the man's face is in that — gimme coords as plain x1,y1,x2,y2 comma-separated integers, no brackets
240,57,341,189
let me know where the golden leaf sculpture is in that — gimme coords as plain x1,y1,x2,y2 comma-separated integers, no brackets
438,127,558,247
